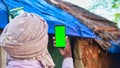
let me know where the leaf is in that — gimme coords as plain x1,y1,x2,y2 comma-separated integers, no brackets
114,13,120,21
113,0,118,3
112,1,120,8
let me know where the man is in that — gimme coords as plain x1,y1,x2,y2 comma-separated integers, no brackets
0,12,74,68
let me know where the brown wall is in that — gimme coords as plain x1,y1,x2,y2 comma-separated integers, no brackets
74,38,111,68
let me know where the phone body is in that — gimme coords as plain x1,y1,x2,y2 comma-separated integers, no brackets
55,25,66,48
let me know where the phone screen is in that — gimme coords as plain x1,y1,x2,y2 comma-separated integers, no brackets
55,25,66,48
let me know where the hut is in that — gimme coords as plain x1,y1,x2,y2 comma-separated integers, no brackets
47,0,120,68
0,0,120,68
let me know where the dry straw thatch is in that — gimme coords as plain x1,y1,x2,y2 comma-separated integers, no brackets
47,0,120,50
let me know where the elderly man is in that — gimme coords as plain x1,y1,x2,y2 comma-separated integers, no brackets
0,13,74,68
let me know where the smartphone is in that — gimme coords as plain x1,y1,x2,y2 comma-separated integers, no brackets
55,25,66,48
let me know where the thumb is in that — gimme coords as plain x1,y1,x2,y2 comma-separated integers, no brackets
58,48,65,55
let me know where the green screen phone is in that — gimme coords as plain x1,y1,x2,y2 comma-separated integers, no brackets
55,25,66,48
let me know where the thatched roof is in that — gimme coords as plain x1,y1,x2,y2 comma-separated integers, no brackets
47,0,120,50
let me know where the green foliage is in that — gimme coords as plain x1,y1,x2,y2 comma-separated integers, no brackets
88,0,112,10
112,0,120,27
113,0,118,2
87,0,120,28
112,1,120,8
114,13,120,21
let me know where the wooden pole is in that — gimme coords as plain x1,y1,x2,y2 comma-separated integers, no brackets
74,38,85,68
0,46,6,68
0,29,6,68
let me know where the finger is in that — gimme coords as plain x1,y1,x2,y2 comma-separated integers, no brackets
53,40,56,47
52,37,55,40
65,36,71,50
65,36,69,46
66,37,70,46
52,36,56,47
66,36,68,39
53,43,56,47
58,48,64,55
53,41,56,44
52,37,55,43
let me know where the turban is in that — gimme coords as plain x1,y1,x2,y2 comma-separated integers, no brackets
0,13,55,68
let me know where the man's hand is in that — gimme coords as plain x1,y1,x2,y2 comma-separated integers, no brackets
53,36,72,58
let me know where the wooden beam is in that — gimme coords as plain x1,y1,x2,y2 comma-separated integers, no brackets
0,46,6,68
0,29,6,68
74,38,85,68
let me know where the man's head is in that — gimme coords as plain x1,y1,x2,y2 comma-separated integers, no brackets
0,13,55,67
